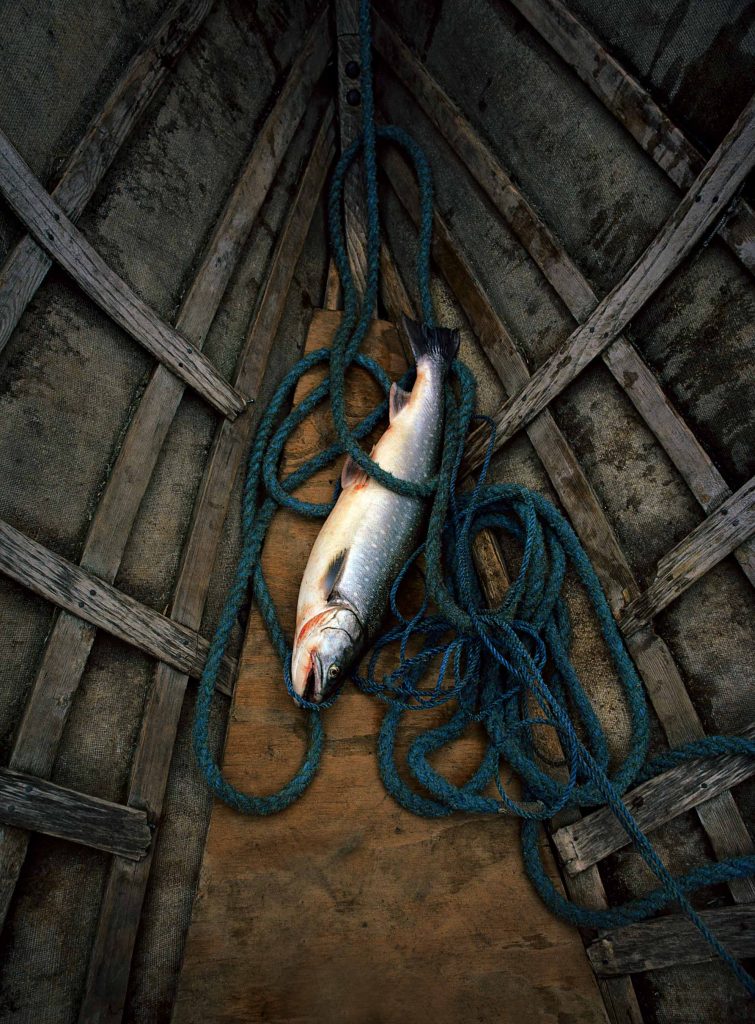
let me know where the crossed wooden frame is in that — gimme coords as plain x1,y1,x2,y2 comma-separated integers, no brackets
0,2,752,1022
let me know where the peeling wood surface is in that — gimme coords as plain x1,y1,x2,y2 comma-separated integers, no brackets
0,16,330,935
374,15,755,588
78,108,335,1024
620,476,755,634
383,149,755,906
0,768,151,861
0,0,212,356
554,721,755,873
0,520,236,692
462,93,755,464
0,132,246,419
506,0,755,274
588,907,755,976
174,309,608,1024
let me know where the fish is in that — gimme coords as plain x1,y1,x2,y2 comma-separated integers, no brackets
290,316,460,703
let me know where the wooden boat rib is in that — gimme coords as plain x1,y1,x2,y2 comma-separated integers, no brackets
0,1,752,1021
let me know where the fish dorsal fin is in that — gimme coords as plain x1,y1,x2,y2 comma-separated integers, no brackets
389,381,411,422
323,549,348,600
341,454,369,490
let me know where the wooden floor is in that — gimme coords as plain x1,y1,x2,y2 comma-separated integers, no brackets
174,310,607,1024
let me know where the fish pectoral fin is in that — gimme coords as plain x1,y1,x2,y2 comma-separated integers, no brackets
341,454,369,490
323,549,348,600
389,381,411,422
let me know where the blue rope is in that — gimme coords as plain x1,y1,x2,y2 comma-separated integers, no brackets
193,0,755,993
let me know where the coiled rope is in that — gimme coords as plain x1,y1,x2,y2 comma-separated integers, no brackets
194,0,755,993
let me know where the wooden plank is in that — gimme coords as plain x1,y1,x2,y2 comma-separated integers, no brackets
0,0,212,356
378,238,642,1024
0,768,151,861
78,110,335,1024
0,520,236,692
374,15,755,588
335,0,370,297
0,17,331,932
460,93,755,463
621,477,755,635
506,0,755,274
588,907,755,977
173,309,608,1024
554,722,755,873
0,131,245,419
382,150,755,905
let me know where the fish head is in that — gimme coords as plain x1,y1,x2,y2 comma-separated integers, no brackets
291,604,363,703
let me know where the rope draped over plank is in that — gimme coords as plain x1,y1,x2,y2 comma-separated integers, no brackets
193,0,755,992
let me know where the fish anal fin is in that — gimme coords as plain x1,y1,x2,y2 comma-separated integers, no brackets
323,549,348,600
389,381,411,422
341,454,369,490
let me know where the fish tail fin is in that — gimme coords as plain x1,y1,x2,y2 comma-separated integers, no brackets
402,316,460,376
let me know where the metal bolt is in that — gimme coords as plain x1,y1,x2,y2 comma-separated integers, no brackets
346,88,361,106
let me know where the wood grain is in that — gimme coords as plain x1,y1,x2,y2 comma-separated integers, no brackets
335,0,370,297
174,310,608,1024
620,477,755,634
373,14,755,588
461,92,755,463
0,0,212,355
383,150,755,906
0,130,245,419
0,768,151,861
78,109,335,1024
554,722,755,873
588,907,755,976
506,0,755,274
0,519,235,691
0,16,331,934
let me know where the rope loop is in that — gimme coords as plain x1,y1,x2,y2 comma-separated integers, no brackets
193,0,755,994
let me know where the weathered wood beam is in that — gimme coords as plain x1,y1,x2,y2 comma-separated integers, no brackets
382,149,755,906
0,0,212,356
554,722,755,874
378,238,643,1024
335,0,369,297
0,131,246,419
0,520,236,692
0,768,151,861
373,14,755,588
506,0,755,274
461,93,755,463
0,12,330,934
588,906,755,976
78,106,335,1024
620,477,755,635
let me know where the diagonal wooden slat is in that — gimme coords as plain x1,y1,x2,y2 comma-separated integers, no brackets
506,0,755,274
373,14,755,589
0,0,212,356
0,131,246,419
0,520,236,691
0,768,151,861
620,477,755,635
379,241,643,1024
78,106,336,1024
554,722,755,874
460,92,755,464
0,8,330,934
588,907,755,977
382,148,755,907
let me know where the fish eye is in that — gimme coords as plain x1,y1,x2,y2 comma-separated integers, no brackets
328,665,341,680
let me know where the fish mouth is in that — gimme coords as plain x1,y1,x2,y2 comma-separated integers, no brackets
302,652,323,703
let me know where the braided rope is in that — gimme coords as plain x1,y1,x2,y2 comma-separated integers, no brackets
193,0,755,993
